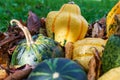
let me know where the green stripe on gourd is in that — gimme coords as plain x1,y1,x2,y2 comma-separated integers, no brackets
10,19,64,66
28,58,87,80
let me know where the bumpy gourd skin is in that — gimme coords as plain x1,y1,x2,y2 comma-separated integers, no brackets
11,34,64,66
102,34,120,73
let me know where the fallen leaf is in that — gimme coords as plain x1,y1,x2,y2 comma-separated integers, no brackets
92,22,104,38
65,42,73,59
5,64,32,80
87,47,101,80
27,11,41,34
86,17,107,39
0,32,6,41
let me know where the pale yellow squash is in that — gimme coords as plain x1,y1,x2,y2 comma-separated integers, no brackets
73,38,107,70
98,67,120,80
46,2,88,46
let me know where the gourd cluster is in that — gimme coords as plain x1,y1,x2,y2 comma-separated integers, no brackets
9,1,120,80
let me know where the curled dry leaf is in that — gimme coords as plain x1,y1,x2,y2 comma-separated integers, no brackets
27,11,41,34
0,25,24,55
5,64,32,80
87,47,101,80
0,33,10,67
92,23,104,38
65,42,73,59
0,32,6,41
5,68,32,80
86,17,107,39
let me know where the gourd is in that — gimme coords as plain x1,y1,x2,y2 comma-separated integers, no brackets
10,19,64,66
46,1,88,46
106,1,120,37
28,58,87,80
98,67,120,80
73,38,106,70
102,15,120,73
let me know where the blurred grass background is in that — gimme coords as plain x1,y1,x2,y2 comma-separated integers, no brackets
0,0,119,32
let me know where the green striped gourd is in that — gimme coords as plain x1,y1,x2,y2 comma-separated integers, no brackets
28,58,87,80
10,19,64,66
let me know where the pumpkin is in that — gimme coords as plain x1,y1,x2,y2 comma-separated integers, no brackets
46,1,88,46
28,58,87,80
73,38,106,70
98,67,120,80
106,1,120,37
10,19,64,66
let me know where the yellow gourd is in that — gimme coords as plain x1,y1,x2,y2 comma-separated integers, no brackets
106,1,120,37
46,2,88,46
98,67,120,80
73,38,107,70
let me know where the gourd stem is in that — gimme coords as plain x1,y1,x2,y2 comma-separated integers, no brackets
68,1,74,4
23,27,34,44
10,19,34,46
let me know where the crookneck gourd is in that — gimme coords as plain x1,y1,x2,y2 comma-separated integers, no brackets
46,2,88,46
106,1,120,37
10,19,64,66
73,38,107,70
102,15,120,73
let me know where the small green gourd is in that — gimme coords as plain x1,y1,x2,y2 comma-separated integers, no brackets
10,19,64,66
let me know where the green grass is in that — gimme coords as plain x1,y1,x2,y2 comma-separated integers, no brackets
0,0,119,32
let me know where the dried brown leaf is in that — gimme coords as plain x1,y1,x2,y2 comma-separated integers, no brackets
5,64,32,80
5,68,32,80
92,23,104,38
65,42,73,59
27,11,41,34
86,17,107,39
88,56,96,80
0,32,6,41
87,47,101,80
